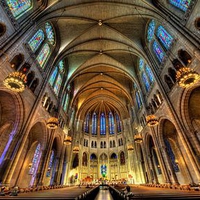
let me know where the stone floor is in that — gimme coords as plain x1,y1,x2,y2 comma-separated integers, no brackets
0,185,200,199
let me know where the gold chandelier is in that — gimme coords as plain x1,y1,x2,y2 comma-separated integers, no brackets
146,115,159,127
127,144,134,151
134,133,143,143
64,136,72,145
73,146,79,153
176,67,200,88
46,117,59,129
3,72,27,92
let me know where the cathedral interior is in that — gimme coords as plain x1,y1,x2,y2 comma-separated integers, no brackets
0,0,200,198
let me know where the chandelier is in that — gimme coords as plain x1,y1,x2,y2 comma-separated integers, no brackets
176,67,200,88
134,133,143,143
73,146,79,153
146,115,159,127
3,72,27,92
64,136,72,145
127,144,134,151
46,117,59,129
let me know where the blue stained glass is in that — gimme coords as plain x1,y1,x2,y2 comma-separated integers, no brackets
157,26,174,50
58,60,65,73
36,43,50,68
63,93,69,112
136,91,142,109
100,112,106,135
29,144,41,175
169,0,191,11
46,150,54,177
28,29,45,53
147,20,155,42
45,22,55,45
153,40,165,63
54,74,62,95
6,0,32,18
109,112,115,134
101,165,107,177
139,58,144,71
146,65,154,84
142,72,150,91
164,139,179,172
84,113,90,133
115,113,122,133
49,68,58,86
92,112,97,135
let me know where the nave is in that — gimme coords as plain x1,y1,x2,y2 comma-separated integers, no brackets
1,185,200,200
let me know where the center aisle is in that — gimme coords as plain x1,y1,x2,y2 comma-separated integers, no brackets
94,188,113,200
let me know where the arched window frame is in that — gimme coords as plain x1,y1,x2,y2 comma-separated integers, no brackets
169,0,192,12
84,113,90,133
100,112,106,135
29,143,41,175
28,21,55,69
46,150,54,177
115,113,122,133
135,90,142,110
92,112,97,135
108,111,115,134
6,0,33,19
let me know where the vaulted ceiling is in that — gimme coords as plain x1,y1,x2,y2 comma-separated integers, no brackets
40,0,161,119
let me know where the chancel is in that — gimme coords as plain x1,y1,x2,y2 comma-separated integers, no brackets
0,0,200,199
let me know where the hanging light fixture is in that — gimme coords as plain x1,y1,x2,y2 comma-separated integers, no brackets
146,115,159,127
134,133,143,143
73,146,79,153
3,72,27,92
127,144,134,151
64,136,72,145
176,67,200,88
46,117,59,129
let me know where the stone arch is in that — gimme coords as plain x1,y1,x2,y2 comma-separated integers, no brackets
27,71,35,87
0,22,6,37
30,78,39,93
15,121,47,188
10,53,24,70
180,85,200,160
168,67,176,83
0,90,23,183
164,74,174,89
178,49,192,66
158,119,191,184
19,62,31,74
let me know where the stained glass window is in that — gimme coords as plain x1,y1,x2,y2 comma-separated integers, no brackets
53,74,62,95
157,26,174,50
142,72,150,92
139,58,144,71
108,112,115,134
136,91,142,109
29,143,41,175
100,112,106,135
152,149,162,174
146,65,154,84
164,138,179,172
63,93,69,112
92,112,97,135
46,150,54,177
147,20,155,42
58,60,64,73
169,0,191,11
115,113,122,133
45,22,55,45
101,165,107,177
6,0,32,18
36,43,50,68
49,68,58,86
84,113,90,133
28,29,45,53
153,40,165,63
